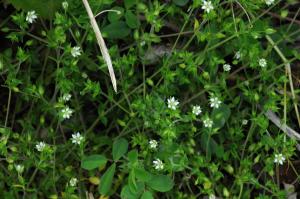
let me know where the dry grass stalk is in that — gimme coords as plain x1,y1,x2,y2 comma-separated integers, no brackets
82,0,117,92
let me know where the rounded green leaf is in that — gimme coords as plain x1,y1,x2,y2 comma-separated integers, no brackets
134,168,151,182
173,0,189,6
125,10,140,29
124,0,135,9
108,6,124,22
7,0,60,19
141,191,154,199
99,163,116,195
121,185,138,199
211,104,231,128
102,21,131,39
113,138,129,161
146,175,174,192
81,155,107,171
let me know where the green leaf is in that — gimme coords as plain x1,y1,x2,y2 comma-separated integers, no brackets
7,0,61,19
113,138,129,161
128,150,138,163
200,132,224,160
134,168,151,182
81,155,107,171
125,10,140,29
141,191,154,199
121,185,139,199
102,21,131,39
124,0,136,9
99,163,116,195
108,6,124,22
173,0,189,6
211,104,231,128
146,175,174,192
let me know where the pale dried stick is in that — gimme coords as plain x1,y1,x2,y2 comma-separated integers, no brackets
82,0,117,92
266,35,300,127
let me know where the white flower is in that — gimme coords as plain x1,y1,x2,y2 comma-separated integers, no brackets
209,97,222,109
259,58,267,68
209,194,216,199
223,64,231,72
202,1,214,13
167,97,179,110
274,153,285,165
15,164,24,174
149,140,158,149
26,11,38,24
153,158,164,170
140,41,146,46
242,119,248,125
71,132,84,145
203,118,213,128
234,51,241,60
62,93,71,102
71,46,81,58
61,106,73,119
265,0,275,6
62,1,69,10
192,105,202,116
36,141,46,152
69,177,78,187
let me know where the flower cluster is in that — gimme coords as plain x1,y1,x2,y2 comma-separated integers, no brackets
259,58,267,68
153,158,164,170
223,64,231,72
149,139,158,149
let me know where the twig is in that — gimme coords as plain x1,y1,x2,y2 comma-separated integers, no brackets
264,110,300,151
82,0,117,92
266,35,300,127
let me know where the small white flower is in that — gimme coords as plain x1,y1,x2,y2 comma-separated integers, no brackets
265,0,275,6
259,58,267,68
71,132,84,145
71,46,81,58
242,119,248,125
62,1,69,10
26,11,38,24
203,118,213,128
274,153,285,165
223,64,231,72
209,194,216,199
15,164,24,174
209,97,222,109
61,106,73,119
69,177,78,187
153,158,164,170
62,93,71,102
167,97,179,110
149,140,158,149
36,141,46,152
192,105,202,116
202,1,214,13
234,51,241,60
140,41,146,46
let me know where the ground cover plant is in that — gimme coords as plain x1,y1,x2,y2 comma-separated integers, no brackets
1,0,300,198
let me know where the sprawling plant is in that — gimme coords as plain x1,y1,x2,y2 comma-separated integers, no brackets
0,0,300,198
